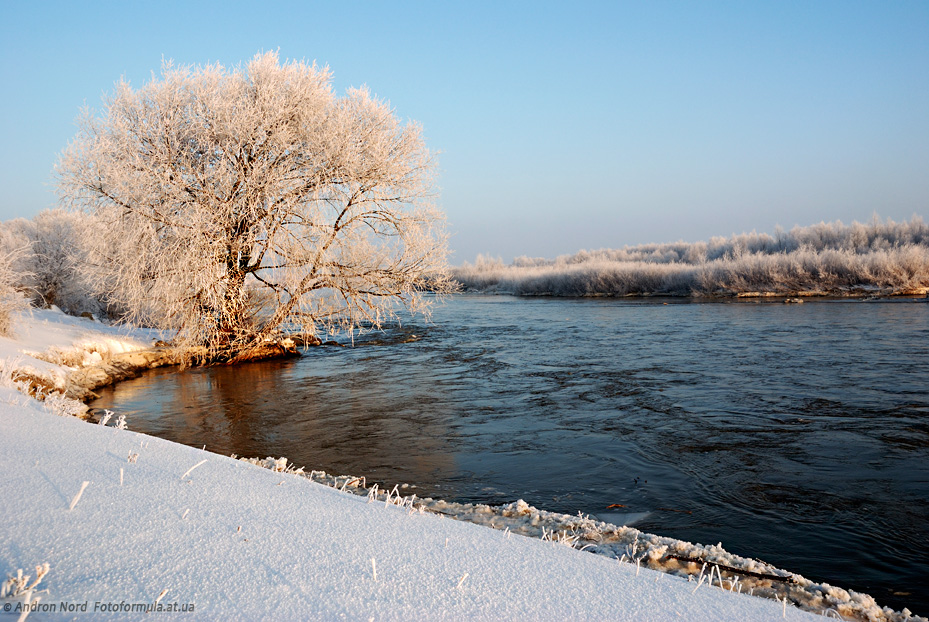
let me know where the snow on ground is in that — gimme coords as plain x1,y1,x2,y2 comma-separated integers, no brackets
0,307,162,394
0,308,919,621
1,400,821,621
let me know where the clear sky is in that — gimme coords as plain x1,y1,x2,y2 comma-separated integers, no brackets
2,1,927,263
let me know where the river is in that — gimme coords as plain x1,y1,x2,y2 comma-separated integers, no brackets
91,294,929,615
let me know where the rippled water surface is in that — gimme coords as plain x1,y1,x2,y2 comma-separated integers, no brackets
91,295,929,614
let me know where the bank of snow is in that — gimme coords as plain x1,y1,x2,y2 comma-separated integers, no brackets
2,401,821,621
0,308,921,621
0,308,168,405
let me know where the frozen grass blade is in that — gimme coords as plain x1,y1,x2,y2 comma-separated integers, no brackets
181,459,207,479
17,597,38,622
68,481,89,511
456,573,469,589
371,558,377,582
691,574,706,594
384,484,400,508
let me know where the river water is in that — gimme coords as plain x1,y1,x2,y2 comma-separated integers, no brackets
90,295,929,615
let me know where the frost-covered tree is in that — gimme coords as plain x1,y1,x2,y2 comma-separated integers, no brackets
57,52,449,362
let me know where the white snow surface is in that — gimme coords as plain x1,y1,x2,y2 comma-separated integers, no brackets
0,309,910,621
1,403,821,621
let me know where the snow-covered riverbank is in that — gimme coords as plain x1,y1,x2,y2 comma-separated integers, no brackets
0,308,168,406
0,309,922,621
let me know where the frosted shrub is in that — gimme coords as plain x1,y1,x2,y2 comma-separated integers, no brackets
41,391,87,418
0,360,28,399
0,247,30,338
0,288,27,337
1,563,50,599
452,216,929,296
1,210,110,318
25,210,107,317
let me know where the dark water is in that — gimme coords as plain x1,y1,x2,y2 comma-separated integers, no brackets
91,295,929,615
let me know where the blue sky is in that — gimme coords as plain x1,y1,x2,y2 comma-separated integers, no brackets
1,1,927,262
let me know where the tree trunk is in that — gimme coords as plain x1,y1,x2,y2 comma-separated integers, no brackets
218,268,250,348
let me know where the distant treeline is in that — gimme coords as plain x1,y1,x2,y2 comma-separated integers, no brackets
451,217,929,297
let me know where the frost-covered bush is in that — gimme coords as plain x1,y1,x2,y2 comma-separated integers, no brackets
0,246,30,337
41,390,89,418
452,216,929,296
1,563,50,600
0,209,109,318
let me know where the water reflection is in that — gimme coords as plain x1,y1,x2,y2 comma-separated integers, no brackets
99,352,459,487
